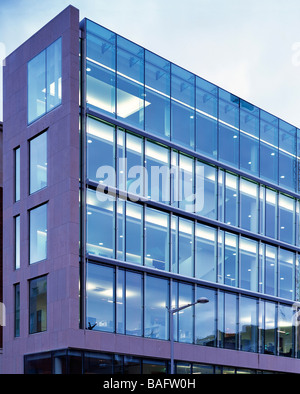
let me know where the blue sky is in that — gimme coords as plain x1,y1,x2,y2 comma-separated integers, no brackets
1,0,300,128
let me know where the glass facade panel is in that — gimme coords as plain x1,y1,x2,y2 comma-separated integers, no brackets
195,223,216,282
144,276,169,340
239,296,258,353
279,120,296,191
195,161,217,219
30,132,47,194
87,118,115,184
117,76,144,129
178,218,193,277
263,301,276,355
29,276,47,334
224,172,238,226
117,36,144,83
125,271,143,336
179,153,194,212
278,249,294,300
240,179,258,232
86,263,114,332
145,51,170,139
145,140,170,203
195,287,216,347
240,108,259,175
178,282,193,343
29,204,47,264
224,292,237,350
86,20,116,70
116,269,125,334
264,245,277,296
86,61,116,116
126,202,143,264
171,101,194,149
80,20,300,367
126,133,143,197
218,124,239,166
279,194,295,244
145,208,169,271
265,188,277,239
86,189,114,258
224,233,238,287
240,238,258,292
278,304,294,357
84,352,113,374
196,78,217,158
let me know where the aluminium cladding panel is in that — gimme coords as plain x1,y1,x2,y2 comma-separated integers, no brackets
1,6,80,374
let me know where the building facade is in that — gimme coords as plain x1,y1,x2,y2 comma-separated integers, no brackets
1,5,300,374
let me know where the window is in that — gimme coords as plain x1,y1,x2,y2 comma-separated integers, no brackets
14,283,20,337
125,202,143,265
145,208,169,271
218,96,239,167
86,263,114,332
144,276,169,340
87,118,115,185
195,78,218,159
15,215,20,269
145,50,170,139
86,21,116,116
125,271,143,336
86,189,115,259
240,237,258,292
195,223,216,282
178,218,193,277
178,282,193,343
239,296,257,353
263,301,276,355
239,106,259,176
278,249,294,300
224,233,238,287
195,161,217,219
279,194,295,244
29,204,47,264
240,179,258,233
195,287,216,347
30,132,47,194
28,38,62,123
15,147,20,201
29,276,47,334
171,65,195,149
224,172,238,227
278,304,294,357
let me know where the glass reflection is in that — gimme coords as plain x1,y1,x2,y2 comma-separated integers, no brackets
145,208,169,271
86,263,114,332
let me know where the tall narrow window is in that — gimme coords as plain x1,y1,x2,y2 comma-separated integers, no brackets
28,50,46,123
30,132,47,194
15,147,20,201
46,38,62,112
28,38,62,124
29,276,47,334
29,204,47,264
14,283,20,337
15,215,20,269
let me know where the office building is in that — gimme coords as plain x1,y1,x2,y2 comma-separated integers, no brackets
1,5,300,374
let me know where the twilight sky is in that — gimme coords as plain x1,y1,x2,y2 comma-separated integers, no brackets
1,0,300,128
